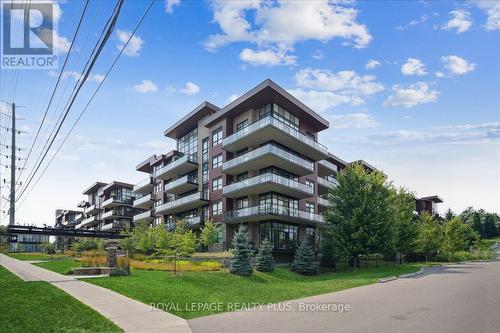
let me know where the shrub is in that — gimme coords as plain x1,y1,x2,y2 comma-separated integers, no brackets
110,268,129,276
229,225,253,276
292,241,318,275
255,239,274,272
42,242,56,255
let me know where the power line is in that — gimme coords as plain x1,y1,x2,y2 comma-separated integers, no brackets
17,0,157,208
16,0,125,203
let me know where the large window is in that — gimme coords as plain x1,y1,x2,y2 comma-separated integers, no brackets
236,197,249,209
305,201,315,213
212,176,223,191
212,127,223,146
212,200,222,216
305,227,315,245
260,221,299,250
178,128,198,158
259,192,298,215
258,104,299,131
212,154,223,168
236,119,249,131
260,166,299,181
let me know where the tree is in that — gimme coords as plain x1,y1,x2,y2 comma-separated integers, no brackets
42,242,56,255
200,219,218,248
483,213,498,238
255,239,274,272
416,212,442,262
292,241,318,275
229,225,253,276
322,163,396,268
441,217,474,256
444,209,455,222
392,187,418,262
471,212,484,238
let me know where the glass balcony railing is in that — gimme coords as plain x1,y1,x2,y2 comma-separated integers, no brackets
133,177,153,193
154,154,198,179
317,196,329,207
223,172,313,196
133,210,153,222
102,197,133,207
186,216,202,228
317,176,339,188
133,194,152,207
223,144,314,172
156,192,208,214
226,204,323,224
164,175,198,191
318,160,338,172
223,116,328,154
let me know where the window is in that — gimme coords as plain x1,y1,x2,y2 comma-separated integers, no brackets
258,104,299,130
216,224,223,243
305,227,315,245
155,182,162,193
305,179,314,191
260,166,298,181
212,127,223,146
236,197,249,209
154,199,162,208
259,193,298,216
212,177,223,191
202,137,209,162
212,154,223,168
212,200,222,216
305,202,315,213
236,119,249,131
154,217,162,226
177,128,198,158
260,221,299,250
236,172,248,182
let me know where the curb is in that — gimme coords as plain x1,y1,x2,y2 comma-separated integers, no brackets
399,267,425,278
378,276,397,283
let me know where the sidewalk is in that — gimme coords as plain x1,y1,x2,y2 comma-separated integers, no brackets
0,253,192,333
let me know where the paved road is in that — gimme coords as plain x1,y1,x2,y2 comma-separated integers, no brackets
190,255,500,333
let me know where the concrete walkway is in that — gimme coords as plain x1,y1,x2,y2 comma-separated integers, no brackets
0,253,192,333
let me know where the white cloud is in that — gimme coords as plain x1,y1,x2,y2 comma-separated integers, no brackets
396,14,429,30
226,94,239,104
287,89,359,113
295,68,384,96
116,30,144,57
401,58,427,76
165,0,180,14
440,55,476,76
49,70,104,83
205,0,372,61
328,113,380,129
311,50,324,60
179,82,200,95
442,10,472,34
239,48,296,66
473,1,500,30
53,31,71,53
365,59,381,70
133,80,158,93
383,82,439,108
435,71,445,78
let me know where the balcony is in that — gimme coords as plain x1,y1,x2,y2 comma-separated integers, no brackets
133,177,154,195
85,204,100,215
317,177,339,195
102,210,133,220
223,116,328,161
317,196,329,207
164,175,198,195
79,215,100,228
154,154,198,180
225,205,323,226
133,194,153,209
223,144,314,176
186,216,202,229
155,192,208,215
223,173,314,199
318,160,338,177
133,210,154,223
102,197,133,209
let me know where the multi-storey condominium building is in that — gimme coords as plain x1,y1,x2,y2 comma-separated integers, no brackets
75,181,139,231
54,209,82,250
415,195,443,216
133,79,346,254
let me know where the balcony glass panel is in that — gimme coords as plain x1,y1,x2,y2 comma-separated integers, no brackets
223,173,313,196
154,154,198,178
226,204,323,223
164,175,198,191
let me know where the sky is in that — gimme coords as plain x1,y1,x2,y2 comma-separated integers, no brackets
0,0,499,226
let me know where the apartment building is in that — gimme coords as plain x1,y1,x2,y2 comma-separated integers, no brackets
75,181,139,231
133,79,344,254
415,195,443,216
54,209,82,250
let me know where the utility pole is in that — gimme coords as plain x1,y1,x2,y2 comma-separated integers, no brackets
9,103,15,226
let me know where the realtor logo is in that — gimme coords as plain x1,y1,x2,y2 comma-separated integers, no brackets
1,1,58,69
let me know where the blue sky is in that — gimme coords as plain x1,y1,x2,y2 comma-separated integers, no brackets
1,0,499,225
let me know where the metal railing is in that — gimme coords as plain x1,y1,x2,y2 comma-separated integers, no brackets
225,204,323,223
223,172,313,196
223,144,314,172
223,116,328,154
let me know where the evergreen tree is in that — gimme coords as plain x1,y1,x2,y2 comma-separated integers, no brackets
230,225,253,276
471,212,484,238
255,239,274,272
483,213,498,238
292,241,318,275
444,208,455,222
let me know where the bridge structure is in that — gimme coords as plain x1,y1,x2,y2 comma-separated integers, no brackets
6,224,128,240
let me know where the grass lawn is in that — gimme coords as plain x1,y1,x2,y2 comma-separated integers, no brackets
86,264,422,319
35,259,83,275
0,266,121,333
7,252,70,261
